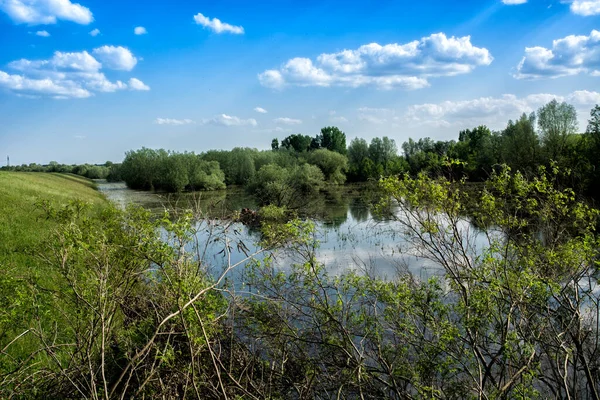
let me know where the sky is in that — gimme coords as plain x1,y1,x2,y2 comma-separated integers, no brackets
0,0,599,165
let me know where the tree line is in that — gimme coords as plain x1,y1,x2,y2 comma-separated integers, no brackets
1,161,120,180
4,101,600,201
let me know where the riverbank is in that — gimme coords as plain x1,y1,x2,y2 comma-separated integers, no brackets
0,172,107,269
0,172,108,354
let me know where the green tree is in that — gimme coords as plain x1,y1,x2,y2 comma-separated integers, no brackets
247,164,324,207
314,126,347,154
537,99,578,161
281,134,312,153
500,113,540,174
347,138,371,181
369,136,397,175
306,149,348,184
586,104,600,142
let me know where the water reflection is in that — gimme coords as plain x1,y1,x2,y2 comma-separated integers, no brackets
98,181,449,281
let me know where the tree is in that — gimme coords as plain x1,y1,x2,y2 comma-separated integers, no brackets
271,138,279,151
314,126,347,155
347,138,371,181
307,149,348,184
586,104,600,141
454,125,496,180
537,99,578,161
585,105,600,197
247,164,324,207
500,113,540,174
281,134,312,153
369,136,397,174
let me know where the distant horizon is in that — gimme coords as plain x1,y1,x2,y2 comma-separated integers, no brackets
1,0,599,165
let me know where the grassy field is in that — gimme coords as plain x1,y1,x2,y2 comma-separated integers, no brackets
0,172,107,337
0,173,109,383
0,172,107,267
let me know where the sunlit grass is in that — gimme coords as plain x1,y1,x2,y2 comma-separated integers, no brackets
0,172,108,362
0,172,106,267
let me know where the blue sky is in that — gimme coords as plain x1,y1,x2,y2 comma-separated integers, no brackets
0,0,599,164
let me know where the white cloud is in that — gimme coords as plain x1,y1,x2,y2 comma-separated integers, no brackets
0,46,146,98
259,32,492,90
254,107,268,113
128,78,149,91
10,50,101,72
193,12,244,34
356,107,395,124
515,30,600,79
502,0,527,4
134,26,147,35
0,0,93,25
330,116,348,123
155,118,194,125
273,117,302,125
89,28,99,36
403,90,600,129
571,0,600,16
35,30,50,36
92,45,137,71
85,75,126,92
204,114,257,127
0,70,91,98
567,90,600,105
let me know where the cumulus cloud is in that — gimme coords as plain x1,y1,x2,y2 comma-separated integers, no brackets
128,78,149,91
92,45,137,71
10,50,101,72
203,114,257,127
515,30,600,79
259,32,492,90
254,107,268,113
273,117,302,125
0,70,91,98
0,0,93,25
0,46,147,98
155,118,194,125
571,0,600,16
193,12,244,34
134,26,147,35
502,0,527,4
89,28,100,36
35,30,50,36
404,90,600,128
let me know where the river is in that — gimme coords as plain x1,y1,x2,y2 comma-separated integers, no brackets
98,181,447,280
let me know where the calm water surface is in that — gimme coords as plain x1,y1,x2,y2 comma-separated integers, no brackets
98,181,449,280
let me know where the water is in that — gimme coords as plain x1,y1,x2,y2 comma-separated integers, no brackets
97,181,450,280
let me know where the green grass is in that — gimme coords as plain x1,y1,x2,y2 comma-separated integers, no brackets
0,173,109,381
0,172,106,265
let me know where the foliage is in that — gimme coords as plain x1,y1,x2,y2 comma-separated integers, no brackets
246,163,325,207
313,126,347,154
537,99,578,160
375,166,600,398
3,164,600,398
280,133,313,153
306,148,348,184
121,148,226,192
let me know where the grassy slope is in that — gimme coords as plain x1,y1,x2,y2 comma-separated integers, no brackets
0,173,109,375
0,172,106,268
